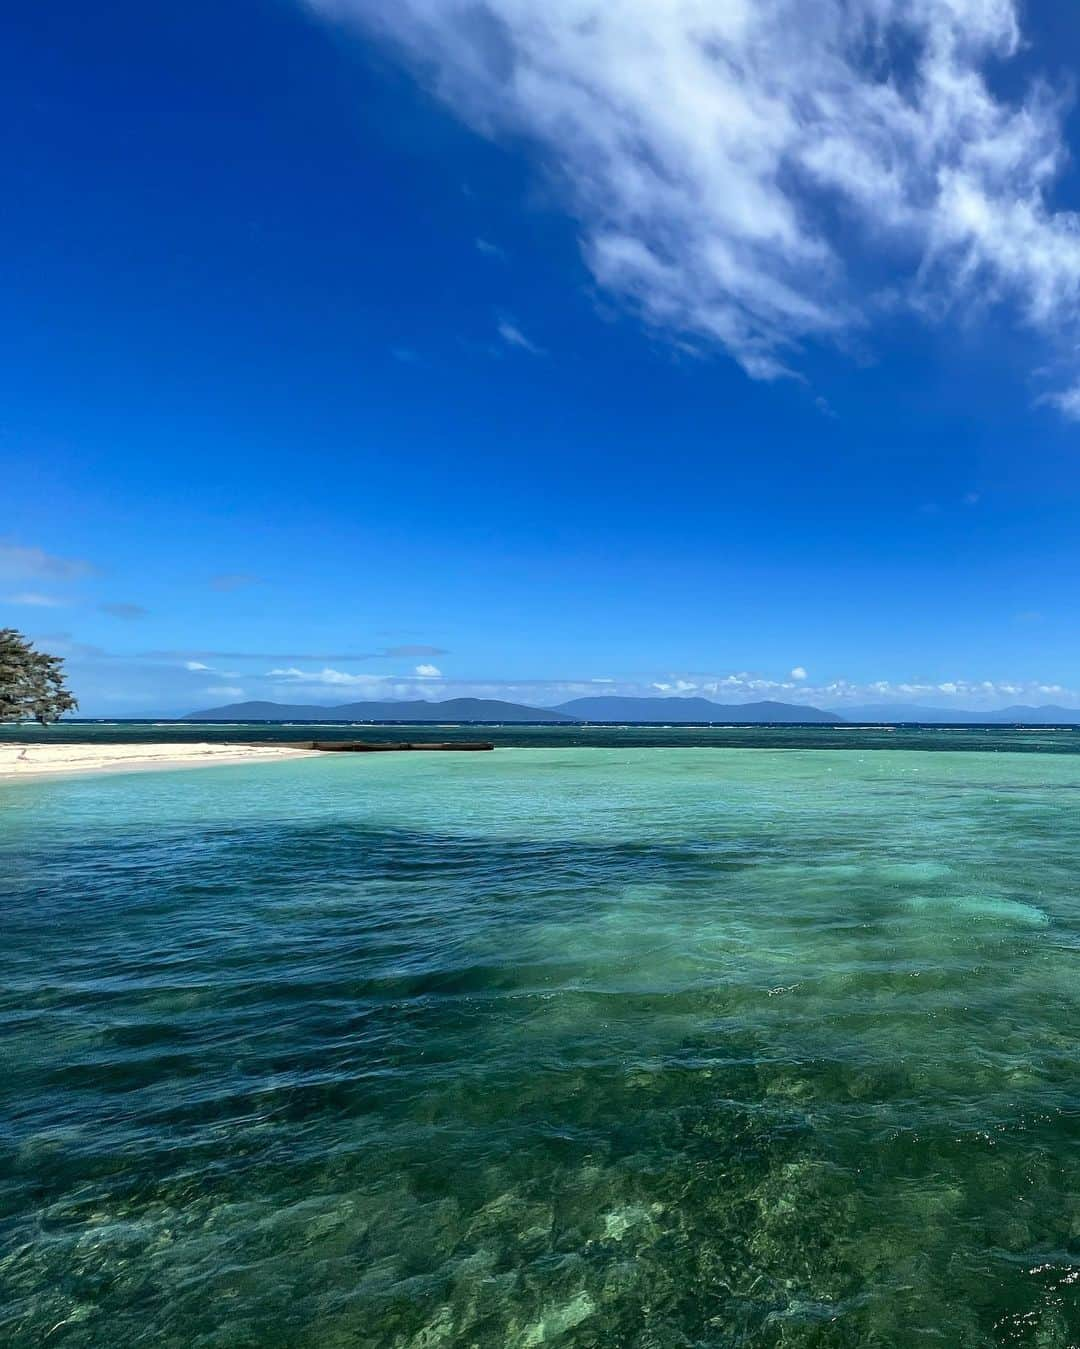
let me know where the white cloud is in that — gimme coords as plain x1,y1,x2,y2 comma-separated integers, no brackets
264,666,453,701
790,666,808,681
267,666,392,688
415,663,442,677
496,319,543,354
237,664,1080,709
308,0,1080,406
205,686,245,697
554,670,1080,709
0,542,96,580
1041,383,1080,421
185,661,212,671
5,592,67,607
209,573,259,592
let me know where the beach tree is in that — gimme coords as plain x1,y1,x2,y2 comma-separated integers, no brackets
0,628,78,723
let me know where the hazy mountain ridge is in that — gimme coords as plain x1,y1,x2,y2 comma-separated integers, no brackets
185,696,842,723
843,703,1080,724
185,696,1080,724
552,696,844,723
182,698,579,723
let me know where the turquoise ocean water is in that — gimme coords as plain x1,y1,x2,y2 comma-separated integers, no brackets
4,728,1080,1345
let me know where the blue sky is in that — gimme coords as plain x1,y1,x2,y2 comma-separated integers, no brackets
6,0,1080,714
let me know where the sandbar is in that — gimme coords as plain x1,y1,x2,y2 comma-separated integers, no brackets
0,742,318,781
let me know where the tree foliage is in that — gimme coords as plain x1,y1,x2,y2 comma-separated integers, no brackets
0,628,78,723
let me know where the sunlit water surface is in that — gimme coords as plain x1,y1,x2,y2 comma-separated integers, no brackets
4,745,1080,1346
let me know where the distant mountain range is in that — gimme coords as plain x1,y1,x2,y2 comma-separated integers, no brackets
551,696,843,723
843,703,1080,724
184,696,838,723
182,698,579,723
185,695,1080,724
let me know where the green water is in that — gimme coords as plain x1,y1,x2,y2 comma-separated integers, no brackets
3,745,1080,1345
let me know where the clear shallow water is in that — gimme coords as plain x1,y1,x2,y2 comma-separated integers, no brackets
3,746,1080,1346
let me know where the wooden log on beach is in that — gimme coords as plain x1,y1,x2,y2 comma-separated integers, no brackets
305,741,494,753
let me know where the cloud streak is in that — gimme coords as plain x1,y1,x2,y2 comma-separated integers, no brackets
209,573,260,592
496,318,543,354
307,0,1080,407
4,592,68,608
0,542,97,580
267,666,396,688
255,664,1080,709
382,644,447,658
46,639,1080,711
142,644,448,662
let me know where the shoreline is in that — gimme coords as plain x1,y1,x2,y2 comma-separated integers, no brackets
0,742,320,782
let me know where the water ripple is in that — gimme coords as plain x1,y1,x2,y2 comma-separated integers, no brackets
3,747,1080,1345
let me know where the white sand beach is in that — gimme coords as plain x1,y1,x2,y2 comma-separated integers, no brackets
0,742,318,781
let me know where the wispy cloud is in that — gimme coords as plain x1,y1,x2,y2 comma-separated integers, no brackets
209,573,260,592
309,0,1080,407
99,602,148,619
1040,383,1080,421
0,541,97,580
266,666,392,688
181,659,243,681
24,632,107,659
382,644,447,658
42,646,1080,713
644,671,1080,710
5,592,67,608
251,664,1080,710
496,319,543,355
475,237,505,259
144,644,447,662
